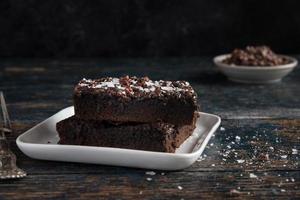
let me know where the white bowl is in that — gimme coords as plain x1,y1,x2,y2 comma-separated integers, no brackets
213,54,298,84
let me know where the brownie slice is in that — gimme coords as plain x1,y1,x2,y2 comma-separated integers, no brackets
74,76,198,126
56,115,197,153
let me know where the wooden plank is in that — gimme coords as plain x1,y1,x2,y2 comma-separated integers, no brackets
0,171,299,199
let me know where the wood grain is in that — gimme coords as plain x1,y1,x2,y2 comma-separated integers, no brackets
0,58,299,199
0,171,299,199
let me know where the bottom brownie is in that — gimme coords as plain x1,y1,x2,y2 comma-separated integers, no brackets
56,116,197,153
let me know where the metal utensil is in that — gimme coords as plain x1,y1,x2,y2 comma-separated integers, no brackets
0,92,26,179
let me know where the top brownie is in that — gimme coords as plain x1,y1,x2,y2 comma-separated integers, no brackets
74,76,198,125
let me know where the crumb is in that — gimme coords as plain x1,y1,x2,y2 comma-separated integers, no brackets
292,149,298,155
269,146,274,150
178,186,183,190
139,191,143,195
220,127,225,131
146,177,152,181
230,189,241,194
161,172,165,176
291,178,295,182
249,173,258,179
197,155,205,162
237,159,245,164
281,155,288,159
145,171,156,176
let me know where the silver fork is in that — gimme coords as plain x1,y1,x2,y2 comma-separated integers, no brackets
0,92,26,179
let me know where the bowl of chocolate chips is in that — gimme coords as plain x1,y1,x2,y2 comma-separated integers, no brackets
213,46,298,84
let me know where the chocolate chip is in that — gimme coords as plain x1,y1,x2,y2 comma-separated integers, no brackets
223,46,291,66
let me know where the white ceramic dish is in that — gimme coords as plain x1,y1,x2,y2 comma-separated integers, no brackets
213,54,298,84
16,106,220,170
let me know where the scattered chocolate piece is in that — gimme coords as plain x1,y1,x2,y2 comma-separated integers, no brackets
223,46,291,66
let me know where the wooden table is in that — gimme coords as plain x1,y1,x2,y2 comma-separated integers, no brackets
0,57,299,199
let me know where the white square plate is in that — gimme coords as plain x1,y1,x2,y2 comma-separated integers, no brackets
16,106,221,170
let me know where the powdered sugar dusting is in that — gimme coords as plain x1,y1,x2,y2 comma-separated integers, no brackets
94,82,116,88
76,76,196,99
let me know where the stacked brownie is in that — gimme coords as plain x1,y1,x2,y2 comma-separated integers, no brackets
56,76,199,153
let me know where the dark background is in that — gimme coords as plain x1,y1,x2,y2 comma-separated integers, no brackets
1,0,300,58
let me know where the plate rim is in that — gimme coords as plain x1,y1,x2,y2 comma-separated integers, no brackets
16,106,221,159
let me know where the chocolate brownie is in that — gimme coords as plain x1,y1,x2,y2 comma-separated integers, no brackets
56,115,197,153
74,76,198,126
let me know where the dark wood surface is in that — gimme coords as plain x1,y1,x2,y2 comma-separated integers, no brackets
0,57,299,199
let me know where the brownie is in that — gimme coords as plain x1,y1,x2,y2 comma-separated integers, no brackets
223,45,291,66
74,76,198,126
56,115,197,153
